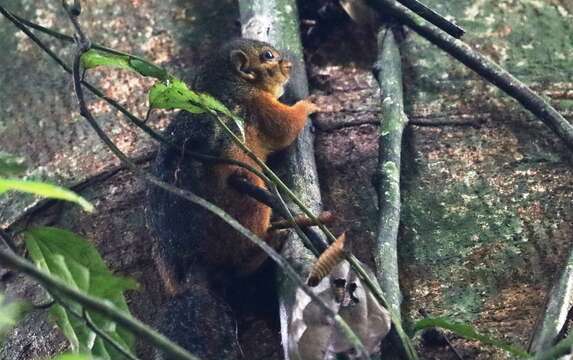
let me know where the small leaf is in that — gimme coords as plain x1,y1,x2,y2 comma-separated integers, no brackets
148,79,204,114
81,50,130,71
414,317,530,358
148,80,246,140
0,152,26,177
197,93,232,116
128,58,168,80
0,178,94,212
81,49,169,81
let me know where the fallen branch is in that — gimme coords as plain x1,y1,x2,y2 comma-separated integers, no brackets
366,0,573,151
372,25,417,359
409,116,484,128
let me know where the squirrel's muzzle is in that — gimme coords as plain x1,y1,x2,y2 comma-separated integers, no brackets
280,60,293,77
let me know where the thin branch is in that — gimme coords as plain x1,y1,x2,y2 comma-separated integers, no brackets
269,211,335,231
9,10,152,60
395,0,464,38
372,25,406,320
366,0,573,151
409,117,484,128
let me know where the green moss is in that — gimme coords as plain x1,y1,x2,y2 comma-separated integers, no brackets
401,179,526,319
402,0,573,113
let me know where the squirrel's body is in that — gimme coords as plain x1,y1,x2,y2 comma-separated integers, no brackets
148,39,316,359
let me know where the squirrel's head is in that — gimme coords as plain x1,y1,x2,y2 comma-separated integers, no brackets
223,39,292,98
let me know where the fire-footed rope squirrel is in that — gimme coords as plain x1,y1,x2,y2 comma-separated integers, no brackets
148,38,318,295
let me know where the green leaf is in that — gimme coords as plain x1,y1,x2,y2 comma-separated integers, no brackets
0,294,30,340
81,50,168,80
24,227,138,358
81,50,130,71
0,178,94,212
414,317,530,358
197,93,232,116
148,79,246,140
148,79,204,114
0,152,26,177
128,58,168,80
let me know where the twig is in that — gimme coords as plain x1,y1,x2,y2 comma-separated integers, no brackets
409,117,484,127
269,211,335,231
366,0,573,151
530,247,573,358
395,0,464,38
8,10,151,60
372,25,407,319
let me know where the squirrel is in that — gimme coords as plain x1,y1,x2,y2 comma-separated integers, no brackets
147,38,317,359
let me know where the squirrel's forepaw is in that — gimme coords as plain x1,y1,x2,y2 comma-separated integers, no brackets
298,99,320,115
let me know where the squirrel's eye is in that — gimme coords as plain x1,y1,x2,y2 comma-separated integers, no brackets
261,50,275,61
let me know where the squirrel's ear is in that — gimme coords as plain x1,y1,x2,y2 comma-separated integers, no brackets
230,49,256,81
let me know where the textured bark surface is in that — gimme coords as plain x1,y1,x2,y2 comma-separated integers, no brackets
1,0,572,359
